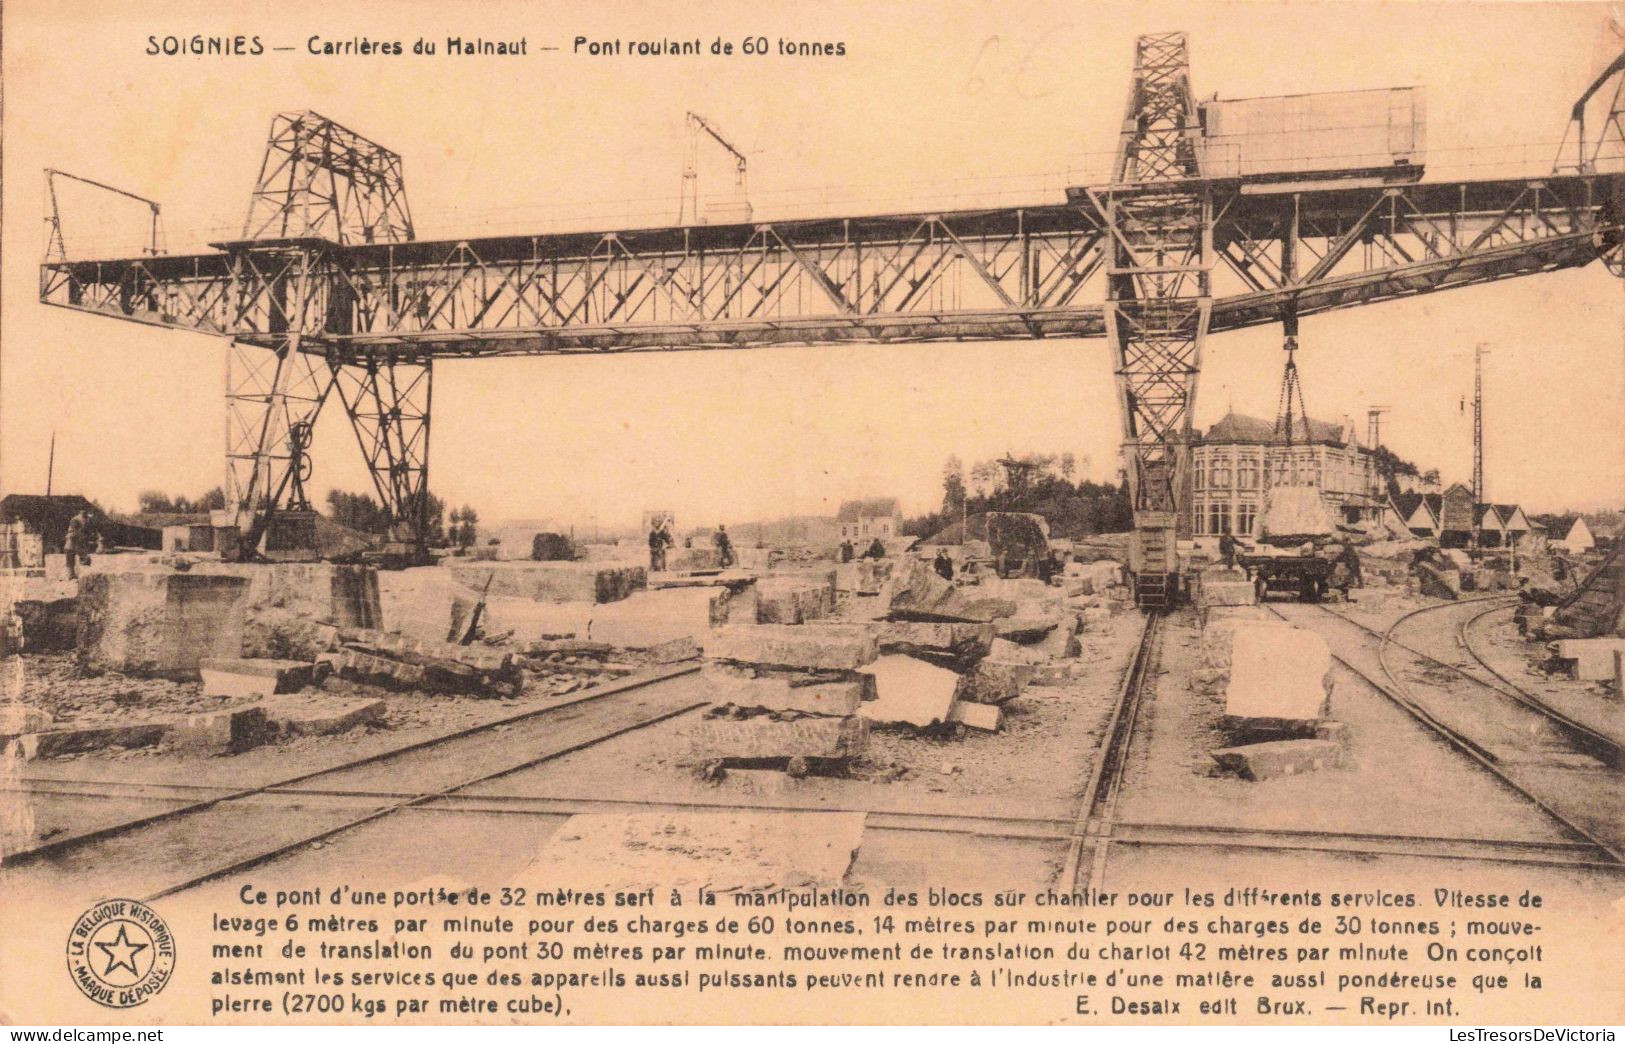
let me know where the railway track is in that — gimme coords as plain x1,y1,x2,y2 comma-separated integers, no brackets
1323,597,1620,768
0,663,709,899
1050,600,1624,891
1060,611,1162,892
1273,600,1624,865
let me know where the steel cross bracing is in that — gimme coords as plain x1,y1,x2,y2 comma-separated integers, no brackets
36,40,1625,563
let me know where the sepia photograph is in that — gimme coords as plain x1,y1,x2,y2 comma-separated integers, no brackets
0,0,1621,1028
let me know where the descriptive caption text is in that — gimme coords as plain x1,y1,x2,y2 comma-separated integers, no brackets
201,882,1559,1022
143,34,848,59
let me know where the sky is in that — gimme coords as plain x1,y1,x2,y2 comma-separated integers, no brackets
2,0,1622,531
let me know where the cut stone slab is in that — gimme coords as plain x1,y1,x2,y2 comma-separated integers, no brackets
1198,574,1258,609
1225,624,1332,722
0,704,54,737
259,694,386,737
7,723,169,761
199,658,313,698
1211,738,1344,780
947,701,1003,731
165,705,271,754
188,561,382,658
1415,562,1461,600
869,620,994,668
1556,638,1625,681
1036,621,1083,659
858,654,960,727
689,715,869,760
994,615,1058,644
707,625,878,672
76,571,251,677
885,561,1016,623
754,577,834,624
10,598,77,653
446,560,646,604
1199,613,1289,671
530,811,865,891
702,668,868,716
957,657,1036,705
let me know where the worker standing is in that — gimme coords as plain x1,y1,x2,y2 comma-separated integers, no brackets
1219,531,1238,570
63,509,92,580
648,519,672,572
714,524,736,568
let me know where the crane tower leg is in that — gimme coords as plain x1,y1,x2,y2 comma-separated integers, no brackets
1102,32,1214,609
331,357,434,563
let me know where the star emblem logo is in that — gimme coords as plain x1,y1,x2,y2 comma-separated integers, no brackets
93,923,149,977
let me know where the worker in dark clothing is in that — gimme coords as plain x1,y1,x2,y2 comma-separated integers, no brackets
64,509,92,580
1338,542,1364,589
714,524,736,568
838,540,854,564
1218,531,1238,570
933,548,954,581
864,537,886,560
647,519,673,572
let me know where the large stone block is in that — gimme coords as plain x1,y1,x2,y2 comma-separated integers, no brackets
701,667,868,716
869,621,994,668
1197,572,1258,609
754,577,834,624
259,694,386,737
1210,738,1344,780
10,598,78,652
957,656,1036,704
77,571,250,676
706,625,878,672
1199,609,1283,670
1225,624,1332,722
948,701,1003,731
165,705,271,754
446,561,646,604
689,714,869,759
858,654,959,727
7,723,168,760
1556,638,1625,681
200,658,313,698
886,561,1016,623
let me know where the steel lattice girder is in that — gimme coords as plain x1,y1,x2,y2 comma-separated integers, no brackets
41,174,1622,361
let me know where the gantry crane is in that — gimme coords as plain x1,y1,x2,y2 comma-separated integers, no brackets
37,33,1625,601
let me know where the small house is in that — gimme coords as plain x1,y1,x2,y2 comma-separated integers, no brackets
837,498,902,542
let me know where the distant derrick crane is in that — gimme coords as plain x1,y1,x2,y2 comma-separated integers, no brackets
678,111,752,226
36,36,1625,591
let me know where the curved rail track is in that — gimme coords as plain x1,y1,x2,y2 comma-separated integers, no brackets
1273,599,1623,865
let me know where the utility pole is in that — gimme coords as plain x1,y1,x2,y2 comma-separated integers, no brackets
45,431,56,496
1472,343,1489,554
